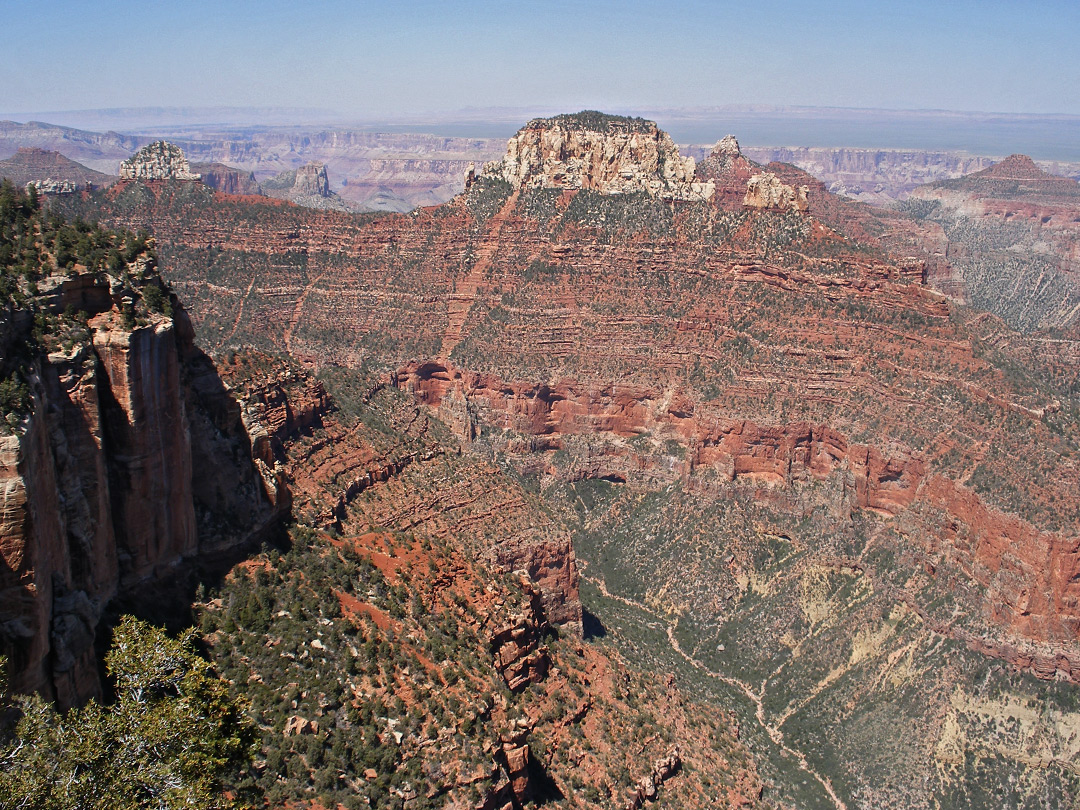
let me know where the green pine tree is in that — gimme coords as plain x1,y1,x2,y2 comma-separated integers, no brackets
0,616,258,810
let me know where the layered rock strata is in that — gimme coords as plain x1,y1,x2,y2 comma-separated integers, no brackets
220,355,583,634
390,358,1080,681
191,162,261,196
741,146,1001,204
63,113,1080,682
52,111,1080,807
909,154,1080,331
292,162,330,197
262,162,356,211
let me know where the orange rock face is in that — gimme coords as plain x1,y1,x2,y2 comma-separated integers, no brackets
218,354,583,635
389,355,1080,678
91,320,199,581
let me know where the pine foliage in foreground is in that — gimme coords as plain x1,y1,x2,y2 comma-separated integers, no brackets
0,616,257,810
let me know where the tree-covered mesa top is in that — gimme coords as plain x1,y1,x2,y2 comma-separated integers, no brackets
523,110,656,134
0,179,172,428
0,179,158,304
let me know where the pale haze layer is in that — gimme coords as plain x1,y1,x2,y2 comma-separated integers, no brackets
2,0,1079,118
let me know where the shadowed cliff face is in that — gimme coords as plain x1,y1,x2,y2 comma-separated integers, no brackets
0,264,284,707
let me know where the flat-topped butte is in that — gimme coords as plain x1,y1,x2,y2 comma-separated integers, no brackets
485,110,714,201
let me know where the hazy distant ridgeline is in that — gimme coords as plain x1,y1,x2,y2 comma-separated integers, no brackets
2,108,1079,211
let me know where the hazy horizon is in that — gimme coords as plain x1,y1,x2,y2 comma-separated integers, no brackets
4,103,1080,163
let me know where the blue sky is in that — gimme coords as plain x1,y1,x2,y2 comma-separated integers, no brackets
2,0,1078,117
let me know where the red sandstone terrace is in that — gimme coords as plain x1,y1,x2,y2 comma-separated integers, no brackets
59,118,1080,688
0,114,1065,809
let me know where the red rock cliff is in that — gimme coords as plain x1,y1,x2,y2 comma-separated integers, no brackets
0,276,284,707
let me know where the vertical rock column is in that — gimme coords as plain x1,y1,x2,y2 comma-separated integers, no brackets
93,320,197,585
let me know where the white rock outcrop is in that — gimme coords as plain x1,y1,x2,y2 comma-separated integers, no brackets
714,134,741,159
119,141,200,181
26,178,77,195
484,112,714,201
743,172,809,213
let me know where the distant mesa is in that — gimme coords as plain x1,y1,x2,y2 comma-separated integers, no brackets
265,162,331,198
293,162,330,197
482,110,715,201
743,171,810,213
0,147,114,190
119,140,201,182
478,111,815,213
263,161,358,212
191,162,261,196
920,152,1080,203
0,121,139,176
980,153,1056,181
907,152,1080,333
261,167,298,193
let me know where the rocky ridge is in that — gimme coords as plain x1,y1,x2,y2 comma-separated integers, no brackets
0,147,114,190
201,352,765,808
0,120,140,175
25,178,77,195
0,186,763,807
907,154,1080,331
8,118,1080,213
736,146,1001,204
65,133,1080,677
915,153,1080,207
191,162,261,196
